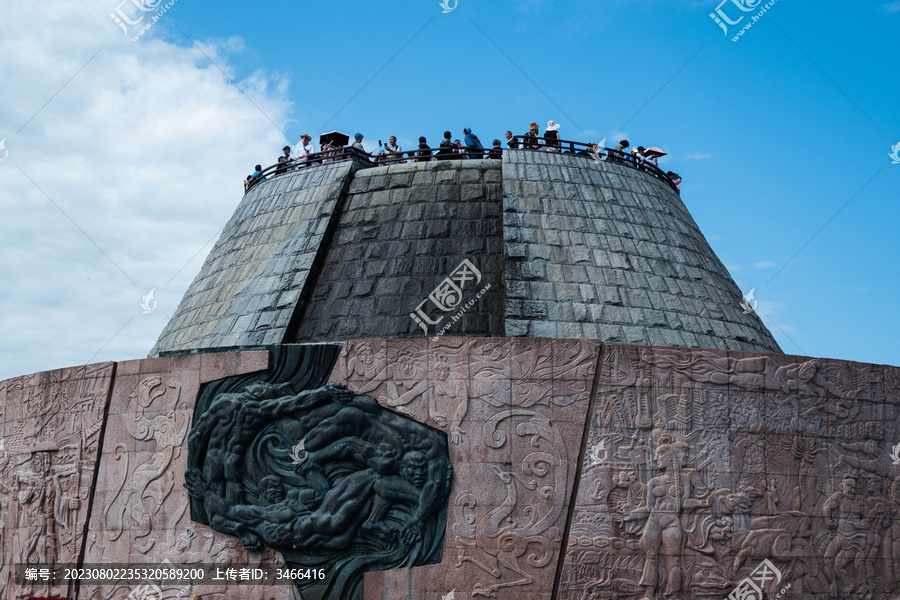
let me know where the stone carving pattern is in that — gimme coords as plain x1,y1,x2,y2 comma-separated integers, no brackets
185,381,452,600
83,371,289,600
0,363,113,600
559,346,900,600
337,338,599,598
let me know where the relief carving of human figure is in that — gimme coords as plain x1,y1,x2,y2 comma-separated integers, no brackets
386,355,469,444
343,342,387,395
822,476,871,597
624,441,709,600
606,470,645,537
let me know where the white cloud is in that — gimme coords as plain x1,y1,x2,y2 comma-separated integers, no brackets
686,151,712,161
753,260,778,269
0,0,294,379
881,2,900,13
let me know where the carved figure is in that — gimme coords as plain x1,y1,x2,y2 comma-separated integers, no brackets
186,381,451,600
386,354,469,443
822,476,870,596
343,341,386,394
624,441,708,600
606,471,644,537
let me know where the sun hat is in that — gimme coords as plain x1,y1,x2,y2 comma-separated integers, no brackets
546,121,561,131
301,133,311,140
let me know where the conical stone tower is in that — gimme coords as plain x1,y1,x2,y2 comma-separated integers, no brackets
151,149,780,355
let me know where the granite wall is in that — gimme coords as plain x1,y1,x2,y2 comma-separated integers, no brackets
152,152,781,355
4,342,898,600
288,160,504,341
501,150,777,350
150,159,367,355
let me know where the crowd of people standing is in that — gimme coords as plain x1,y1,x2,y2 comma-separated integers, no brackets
245,121,681,192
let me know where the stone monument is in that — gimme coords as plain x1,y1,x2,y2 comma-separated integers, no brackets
1,145,897,600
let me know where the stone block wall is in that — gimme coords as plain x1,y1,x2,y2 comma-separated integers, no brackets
502,150,779,352
152,151,781,355
288,160,504,341
150,160,365,355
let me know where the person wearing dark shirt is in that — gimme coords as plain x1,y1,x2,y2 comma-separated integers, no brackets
417,136,432,162
437,131,454,160
275,155,289,175
505,131,518,149
607,140,629,163
488,139,503,159
544,121,561,152
523,122,540,149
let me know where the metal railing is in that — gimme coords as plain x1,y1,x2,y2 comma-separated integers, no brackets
508,136,679,193
244,146,372,192
244,137,679,194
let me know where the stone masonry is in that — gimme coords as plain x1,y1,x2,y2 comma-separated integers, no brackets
150,159,367,355
290,160,504,341
152,151,781,355
502,150,774,350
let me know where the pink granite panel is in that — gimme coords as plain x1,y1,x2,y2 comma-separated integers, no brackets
558,345,900,600
0,362,115,600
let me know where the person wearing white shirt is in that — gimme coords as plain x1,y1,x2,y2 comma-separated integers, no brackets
385,135,401,164
295,133,315,167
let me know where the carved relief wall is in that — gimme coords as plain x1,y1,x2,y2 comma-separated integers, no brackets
559,346,900,600
331,338,601,600
79,350,285,600
3,341,899,600
0,362,114,600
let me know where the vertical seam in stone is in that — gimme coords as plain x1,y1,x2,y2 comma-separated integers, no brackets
283,161,371,341
550,343,604,600
73,360,118,600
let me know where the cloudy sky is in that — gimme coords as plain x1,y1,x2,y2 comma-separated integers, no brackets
1,0,897,380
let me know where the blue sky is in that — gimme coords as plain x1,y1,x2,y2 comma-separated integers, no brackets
0,0,897,379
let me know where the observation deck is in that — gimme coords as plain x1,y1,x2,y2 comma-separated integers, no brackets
151,142,780,356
